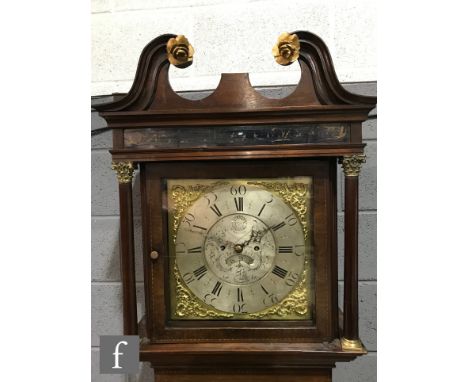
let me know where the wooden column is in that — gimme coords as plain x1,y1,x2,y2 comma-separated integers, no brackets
112,161,138,335
339,154,366,351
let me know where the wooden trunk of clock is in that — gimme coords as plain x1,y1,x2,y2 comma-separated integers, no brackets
95,31,376,381
154,369,332,382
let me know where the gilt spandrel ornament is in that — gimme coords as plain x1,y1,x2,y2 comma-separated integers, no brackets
170,181,229,244
247,181,309,238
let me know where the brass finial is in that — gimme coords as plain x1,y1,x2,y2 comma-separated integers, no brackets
272,32,300,66
167,35,194,68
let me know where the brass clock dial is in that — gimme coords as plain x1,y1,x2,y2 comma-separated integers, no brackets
167,178,313,320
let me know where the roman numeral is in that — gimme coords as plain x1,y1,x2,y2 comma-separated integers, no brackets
261,284,269,295
237,288,244,302
272,265,288,279
212,281,223,296
257,204,266,217
193,225,207,231
193,265,207,280
210,204,223,217
271,221,286,231
234,197,243,211
278,246,293,253
188,246,202,254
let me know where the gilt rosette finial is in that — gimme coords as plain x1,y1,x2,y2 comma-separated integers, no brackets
167,35,194,68
272,32,300,66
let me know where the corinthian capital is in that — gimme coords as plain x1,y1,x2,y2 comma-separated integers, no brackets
111,161,134,184
339,154,366,177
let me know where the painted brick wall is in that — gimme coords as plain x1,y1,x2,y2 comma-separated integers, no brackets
91,82,377,382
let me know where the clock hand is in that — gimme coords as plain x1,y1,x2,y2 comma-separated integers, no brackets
239,228,255,247
247,227,269,245
207,233,237,249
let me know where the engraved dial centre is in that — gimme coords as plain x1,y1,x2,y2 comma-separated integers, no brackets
204,214,276,285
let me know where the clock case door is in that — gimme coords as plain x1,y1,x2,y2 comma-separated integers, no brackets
141,157,338,343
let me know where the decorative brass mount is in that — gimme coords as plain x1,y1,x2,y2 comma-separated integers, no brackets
339,154,366,177
111,161,135,184
272,32,300,66
340,337,365,352
167,35,194,68
167,32,301,68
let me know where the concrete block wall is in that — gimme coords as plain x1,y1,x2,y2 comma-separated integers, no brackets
91,82,377,382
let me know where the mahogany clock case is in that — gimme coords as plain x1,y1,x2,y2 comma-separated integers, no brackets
141,158,339,343
93,30,377,381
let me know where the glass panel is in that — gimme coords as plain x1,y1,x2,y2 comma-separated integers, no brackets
124,123,349,149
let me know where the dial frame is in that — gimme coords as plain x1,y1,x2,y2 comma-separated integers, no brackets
142,158,338,343
168,178,312,320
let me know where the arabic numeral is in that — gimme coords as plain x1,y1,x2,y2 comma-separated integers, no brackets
269,294,279,304
285,213,298,226
285,272,299,286
230,185,247,195
232,303,247,313
182,272,195,284
182,213,195,227
294,244,305,257
263,294,279,305
204,192,218,206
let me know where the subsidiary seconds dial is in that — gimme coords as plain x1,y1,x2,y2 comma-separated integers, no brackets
174,181,306,315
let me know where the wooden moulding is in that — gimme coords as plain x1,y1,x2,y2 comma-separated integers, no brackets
93,31,376,128
143,159,336,343
151,368,333,382
109,144,366,162
116,172,138,335
140,342,366,367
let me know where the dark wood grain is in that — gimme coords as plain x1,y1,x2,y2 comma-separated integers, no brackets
343,176,360,341
139,164,153,340
118,182,138,335
328,160,339,337
93,31,375,116
109,143,366,163
153,369,332,382
141,341,365,366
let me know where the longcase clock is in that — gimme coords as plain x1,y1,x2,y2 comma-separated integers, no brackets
94,31,376,382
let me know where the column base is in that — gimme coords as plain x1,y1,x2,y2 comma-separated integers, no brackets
340,337,364,351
